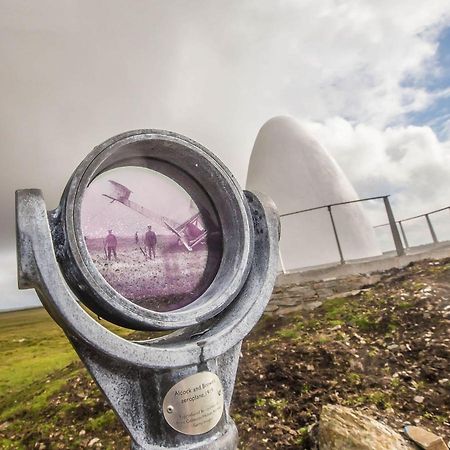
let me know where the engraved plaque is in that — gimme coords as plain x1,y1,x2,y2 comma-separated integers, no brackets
163,372,224,435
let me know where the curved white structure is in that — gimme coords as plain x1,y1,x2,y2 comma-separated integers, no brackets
246,116,381,270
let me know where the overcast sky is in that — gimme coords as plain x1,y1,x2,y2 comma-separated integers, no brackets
1,0,449,310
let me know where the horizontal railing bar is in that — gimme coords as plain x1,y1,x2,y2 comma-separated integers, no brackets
279,195,389,218
374,205,450,228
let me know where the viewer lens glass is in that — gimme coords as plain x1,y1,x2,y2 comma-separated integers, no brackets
80,166,222,311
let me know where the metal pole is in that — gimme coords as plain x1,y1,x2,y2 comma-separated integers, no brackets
328,205,345,264
398,221,409,249
383,196,405,256
425,214,438,244
278,247,287,274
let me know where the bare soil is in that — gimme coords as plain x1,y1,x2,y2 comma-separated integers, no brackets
234,257,450,449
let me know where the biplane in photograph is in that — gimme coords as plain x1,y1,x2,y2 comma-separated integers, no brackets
102,180,208,252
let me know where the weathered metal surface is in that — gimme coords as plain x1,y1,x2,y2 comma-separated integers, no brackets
56,129,254,331
383,196,405,257
15,129,280,450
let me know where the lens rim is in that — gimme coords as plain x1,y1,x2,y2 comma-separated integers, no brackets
59,129,254,330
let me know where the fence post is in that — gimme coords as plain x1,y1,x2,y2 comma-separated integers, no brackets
383,196,405,256
425,214,438,244
279,247,287,274
327,205,345,264
398,221,409,249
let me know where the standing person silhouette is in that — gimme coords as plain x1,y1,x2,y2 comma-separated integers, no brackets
144,225,157,259
105,230,118,261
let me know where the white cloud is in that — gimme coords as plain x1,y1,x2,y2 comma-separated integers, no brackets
302,117,450,246
1,0,450,307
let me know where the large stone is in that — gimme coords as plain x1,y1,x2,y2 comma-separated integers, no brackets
328,289,362,300
264,303,279,313
404,426,448,450
285,285,317,297
316,288,336,298
313,279,338,289
276,301,322,315
274,297,301,307
318,405,417,450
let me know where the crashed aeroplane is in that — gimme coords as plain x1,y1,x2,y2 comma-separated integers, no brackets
103,180,207,252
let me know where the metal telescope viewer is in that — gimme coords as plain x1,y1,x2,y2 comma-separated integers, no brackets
16,129,280,450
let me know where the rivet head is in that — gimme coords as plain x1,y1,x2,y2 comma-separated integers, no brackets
167,405,174,414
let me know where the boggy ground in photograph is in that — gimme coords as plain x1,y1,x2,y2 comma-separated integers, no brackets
0,258,448,449
87,236,213,311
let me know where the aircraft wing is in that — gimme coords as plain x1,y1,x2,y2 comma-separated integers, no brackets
102,179,207,251
163,221,193,251
175,212,203,231
107,180,132,201
102,180,178,228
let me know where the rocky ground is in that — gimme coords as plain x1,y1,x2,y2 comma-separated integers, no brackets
0,258,449,449
235,257,450,449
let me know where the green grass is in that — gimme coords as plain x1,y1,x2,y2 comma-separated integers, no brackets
0,308,77,409
275,318,305,340
347,373,361,385
0,306,132,418
321,296,392,332
0,307,139,449
87,409,117,431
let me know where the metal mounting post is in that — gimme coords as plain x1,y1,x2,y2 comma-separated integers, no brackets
383,196,405,257
398,221,409,249
16,130,280,450
327,205,345,264
425,214,438,244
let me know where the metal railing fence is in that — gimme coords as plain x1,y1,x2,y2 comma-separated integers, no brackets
374,206,450,249
279,197,449,272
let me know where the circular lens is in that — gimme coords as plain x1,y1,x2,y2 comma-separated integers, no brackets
81,166,222,311
62,130,253,331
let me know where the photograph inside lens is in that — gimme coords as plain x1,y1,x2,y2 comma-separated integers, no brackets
81,166,222,311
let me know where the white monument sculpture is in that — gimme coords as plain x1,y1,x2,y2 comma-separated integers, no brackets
246,116,381,271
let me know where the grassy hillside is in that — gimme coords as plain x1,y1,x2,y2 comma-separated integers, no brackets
0,307,132,449
0,308,76,411
0,258,449,449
